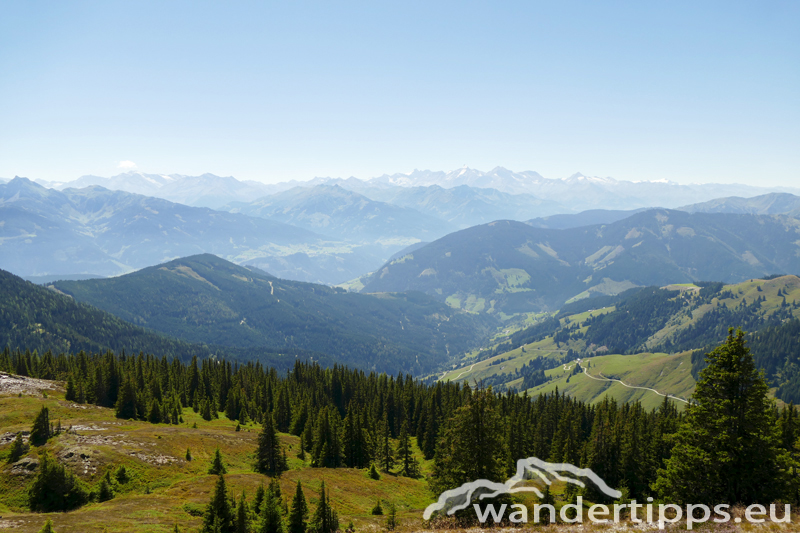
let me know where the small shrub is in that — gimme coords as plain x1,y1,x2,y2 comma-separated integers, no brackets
367,464,380,480
371,500,383,515
182,502,205,517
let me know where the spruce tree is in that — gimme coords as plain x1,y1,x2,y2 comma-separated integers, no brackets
260,488,284,533
395,421,419,478
234,492,250,533
202,474,234,533
253,484,266,515
7,432,27,463
65,375,76,402
310,481,338,533
28,452,90,512
385,503,397,531
654,329,790,504
256,414,284,474
287,481,308,533
38,520,55,533
430,387,509,495
376,415,394,473
209,448,227,475
115,378,138,420
29,406,51,446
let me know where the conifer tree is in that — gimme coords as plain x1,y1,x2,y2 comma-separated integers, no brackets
310,481,338,533
654,329,790,504
256,414,284,474
260,488,284,533
430,387,509,495
209,448,227,475
234,492,250,533
7,432,27,463
115,378,138,420
202,474,234,533
65,375,76,402
395,421,419,478
287,481,308,533
376,415,394,473
385,503,397,531
28,452,90,512
253,484,266,515
29,406,51,446
38,520,55,533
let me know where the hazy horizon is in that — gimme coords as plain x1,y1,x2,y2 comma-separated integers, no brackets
1,2,798,188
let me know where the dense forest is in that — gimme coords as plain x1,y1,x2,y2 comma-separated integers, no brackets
52,255,492,375
4,341,800,512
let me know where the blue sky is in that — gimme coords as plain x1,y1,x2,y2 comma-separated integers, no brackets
1,1,798,185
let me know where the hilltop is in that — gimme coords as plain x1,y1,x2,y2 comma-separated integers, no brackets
52,254,491,375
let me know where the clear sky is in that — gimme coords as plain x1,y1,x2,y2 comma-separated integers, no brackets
1,1,798,186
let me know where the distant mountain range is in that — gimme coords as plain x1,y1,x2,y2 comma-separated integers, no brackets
360,209,800,314
51,254,491,374
0,178,386,284
224,184,455,243
679,192,800,217
32,167,800,214
35,172,281,209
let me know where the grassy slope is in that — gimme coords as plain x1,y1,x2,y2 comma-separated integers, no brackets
0,382,434,533
441,276,800,408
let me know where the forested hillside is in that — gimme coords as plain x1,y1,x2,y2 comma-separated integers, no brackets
441,275,800,405
0,268,213,361
53,254,491,375
361,209,800,314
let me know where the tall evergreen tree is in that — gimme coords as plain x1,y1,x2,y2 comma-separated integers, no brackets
209,448,228,475
28,452,90,512
287,481,308,533
202,474,234,533
7,432,27,463
256,414,284,474
309,481,338,533
654,329,790,504
395,421,419,478
260,488,284,533
234,492,250,533
430,387,509,495
29,406,51,446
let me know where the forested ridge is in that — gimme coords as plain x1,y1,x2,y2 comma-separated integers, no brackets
4,344,800,509
52,254,492,374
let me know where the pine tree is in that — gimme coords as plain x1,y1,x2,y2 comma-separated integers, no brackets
234,492,250,533
186,448,193,461
385,503,397,531
7,432,27,463
310,481,338,533
430,387,509,495
256,414,284,474
654,329,790,504
29,406,51,446
253,484,266,515
394,421,419,478
65,375,77,402
376,415,394,473
97,475,115,502
260,488,284,533
202,474,234,533
28,451,90,512
38,520,55,533
287,481,308,533
115,378,138,420
209,448,227,475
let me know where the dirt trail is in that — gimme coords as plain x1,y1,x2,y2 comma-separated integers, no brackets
580,365,690,404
